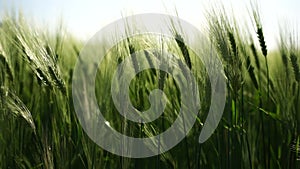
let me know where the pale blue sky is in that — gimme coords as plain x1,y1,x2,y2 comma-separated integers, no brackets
1,0,299,49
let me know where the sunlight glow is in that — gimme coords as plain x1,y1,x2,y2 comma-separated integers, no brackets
0,0,299,49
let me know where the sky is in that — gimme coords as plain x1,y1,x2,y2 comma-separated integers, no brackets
0,0,299,49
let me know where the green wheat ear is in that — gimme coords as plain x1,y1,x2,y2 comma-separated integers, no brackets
35,67,51,87
174,33,192,69
228,31,238,58
0,53,14,81
290,52,300,82
257,27,268,57
0,87,36,133
246,55,259,89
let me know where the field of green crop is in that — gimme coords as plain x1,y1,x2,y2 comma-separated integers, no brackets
0,2,299,169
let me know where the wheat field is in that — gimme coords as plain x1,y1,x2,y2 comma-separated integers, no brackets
0,2,299,169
